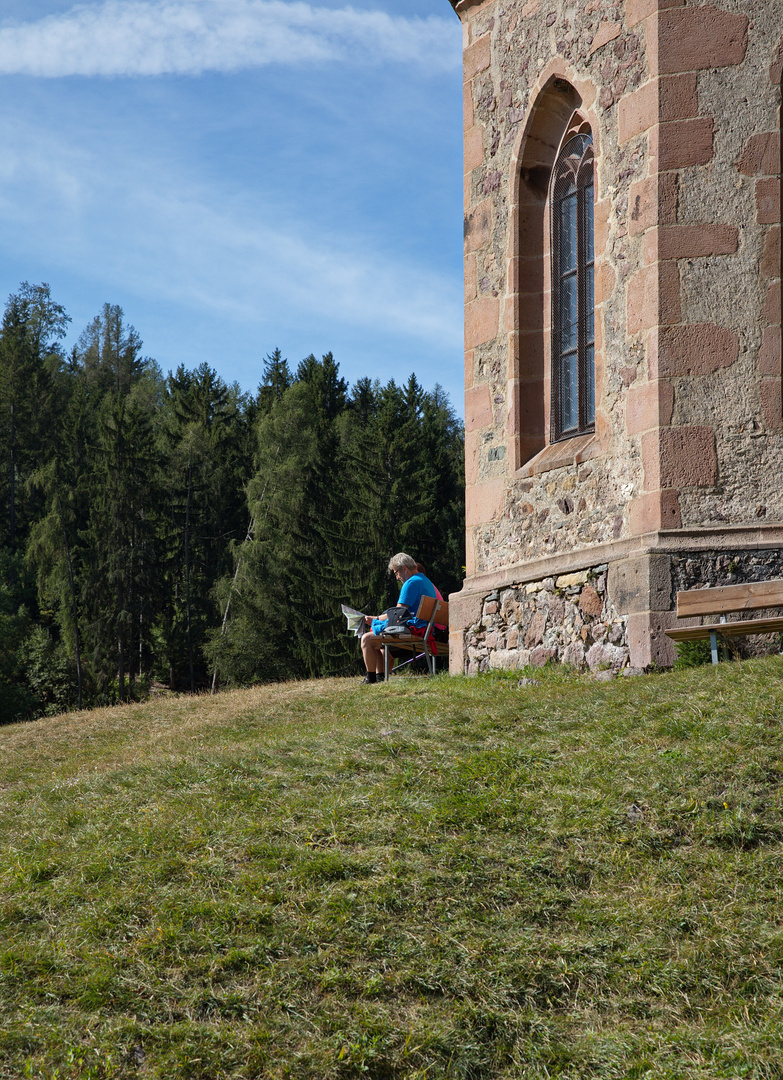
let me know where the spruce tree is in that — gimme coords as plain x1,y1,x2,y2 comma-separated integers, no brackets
159,363,251,690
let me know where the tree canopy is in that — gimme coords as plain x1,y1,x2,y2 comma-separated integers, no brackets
0,285,465,721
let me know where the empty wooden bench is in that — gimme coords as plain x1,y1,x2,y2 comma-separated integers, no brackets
379,594,449,679
665,579,783,664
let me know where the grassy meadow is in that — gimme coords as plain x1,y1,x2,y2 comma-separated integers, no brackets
2,659,783,1078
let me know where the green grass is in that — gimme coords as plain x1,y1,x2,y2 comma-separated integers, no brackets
3,659,783,1078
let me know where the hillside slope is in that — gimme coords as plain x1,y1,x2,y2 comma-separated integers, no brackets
2,661,783,1079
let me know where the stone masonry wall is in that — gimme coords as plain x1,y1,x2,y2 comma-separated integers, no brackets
461,545,783,675
459,0,783,579
465,565,631,674
672,547,783,592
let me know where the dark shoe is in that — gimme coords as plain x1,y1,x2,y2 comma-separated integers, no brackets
361,672,377,684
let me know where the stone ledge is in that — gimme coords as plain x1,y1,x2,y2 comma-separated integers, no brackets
449,523,783,620
517,433,598,478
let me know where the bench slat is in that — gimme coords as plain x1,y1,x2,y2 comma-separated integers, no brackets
666,616,783,642
676,579,783,618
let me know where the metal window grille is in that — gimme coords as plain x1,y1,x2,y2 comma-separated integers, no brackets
550,133,595,442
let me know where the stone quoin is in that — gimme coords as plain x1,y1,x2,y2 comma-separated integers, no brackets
445,0,783,674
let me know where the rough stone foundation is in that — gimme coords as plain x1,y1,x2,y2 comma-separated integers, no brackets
465,566,631,674
462,547,783,675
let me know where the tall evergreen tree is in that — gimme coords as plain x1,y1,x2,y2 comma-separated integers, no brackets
77,303,147,397
81,395,162,702
210,360,465,686
159,363,251,689
0,283,70,552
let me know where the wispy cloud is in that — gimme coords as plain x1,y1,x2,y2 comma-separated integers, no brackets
0,113,462,356
0,0,460,77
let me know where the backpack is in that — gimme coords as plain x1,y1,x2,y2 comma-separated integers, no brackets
380,604,411,635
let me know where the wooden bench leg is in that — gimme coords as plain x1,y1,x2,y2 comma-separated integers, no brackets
709,631,719,665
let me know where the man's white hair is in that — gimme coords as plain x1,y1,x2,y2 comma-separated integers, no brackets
388,552,416,573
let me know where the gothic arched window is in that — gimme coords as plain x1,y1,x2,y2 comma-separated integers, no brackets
550,132,595,441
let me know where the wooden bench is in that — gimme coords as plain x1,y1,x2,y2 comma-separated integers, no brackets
665,579,783,664
379,594,449,679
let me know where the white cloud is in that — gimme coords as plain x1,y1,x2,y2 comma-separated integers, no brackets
117,184,464,355
0,0,460,77
0,115,462,356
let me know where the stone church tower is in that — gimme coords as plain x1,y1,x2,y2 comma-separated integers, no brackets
446,0,782,673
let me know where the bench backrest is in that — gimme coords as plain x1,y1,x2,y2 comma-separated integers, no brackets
416,594,449,627
676,578,783,618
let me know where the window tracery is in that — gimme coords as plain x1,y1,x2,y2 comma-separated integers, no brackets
550,132,595,441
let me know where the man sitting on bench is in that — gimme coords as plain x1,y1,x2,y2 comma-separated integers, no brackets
360,553,436,684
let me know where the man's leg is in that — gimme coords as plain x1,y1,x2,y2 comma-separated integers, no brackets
360,632,386,679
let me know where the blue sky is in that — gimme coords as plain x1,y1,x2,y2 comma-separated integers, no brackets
0,0,464,411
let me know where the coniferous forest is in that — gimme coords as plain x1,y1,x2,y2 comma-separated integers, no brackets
0,283,465,723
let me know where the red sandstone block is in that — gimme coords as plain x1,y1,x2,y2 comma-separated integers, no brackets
629,173,679,236
659,73,699,122
628,490,682,535
516,290,544,333
619,80,656,143
465,478,506,528
463,82,474,133
595,261,616,305
659,262,681,325
626,0,683,29
464,126,484,174
518,208,547,253
464,253,477,303
448,629,466,678
626,263,680,333
619,75,698,144
464,198,492,253
771,39,783,86
515,379,546,436
464,429,480,486
465,384,493,433
756,179,781,226
595,409,611,453
656,8,748,74
629,177,657,235
464,34,491,81
737,132,781,177
652,423,717,488
759,326,782,377
465,528,475,578
594,198,611,255
656,324,739,377
510,254,545,295
464,348,475,392
761,227,781,280
517,331,544,381
651,118,714,171
590,21,621,55
626,380,675,435
764,280,782,324
656,224,739,260
465,296,499,350
760,378,783,433
627,609,679,667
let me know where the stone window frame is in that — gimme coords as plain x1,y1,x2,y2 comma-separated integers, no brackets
506,69,605,478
